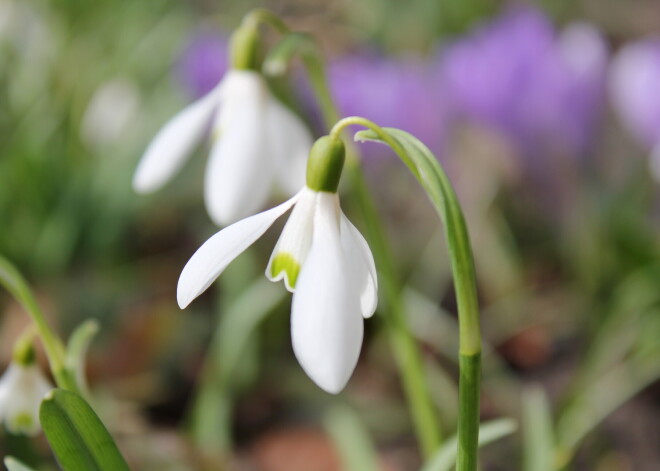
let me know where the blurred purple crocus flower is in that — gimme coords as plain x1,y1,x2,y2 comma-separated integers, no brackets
176,30,229,99
438,7,608,164
329,53,448,158
609,38,660,180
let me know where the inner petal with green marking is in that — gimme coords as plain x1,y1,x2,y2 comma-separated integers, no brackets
10,411,34,433
269,252,301,290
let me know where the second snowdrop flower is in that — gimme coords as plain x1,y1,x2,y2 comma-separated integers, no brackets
177,137,377,393
0,336,52,436
133,25,312,225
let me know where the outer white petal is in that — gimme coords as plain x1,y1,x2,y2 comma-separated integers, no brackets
133,86,220,193
205,71,273,226
266,97,313,194
291,193,364,394
177,192,301,308
340,213,378,318
265,187,317,291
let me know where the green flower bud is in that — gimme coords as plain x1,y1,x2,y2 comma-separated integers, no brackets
12,333,36,367
306,136,346,193
230,26,260,70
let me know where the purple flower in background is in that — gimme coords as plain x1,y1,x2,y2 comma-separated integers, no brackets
610,38,660,181
438,7,607,162
329,53,447,157
177,31,229,98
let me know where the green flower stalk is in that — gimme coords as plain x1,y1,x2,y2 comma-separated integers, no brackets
0,256,78,392
329,117,482,471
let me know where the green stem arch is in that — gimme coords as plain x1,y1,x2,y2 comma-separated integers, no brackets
331,117,483,471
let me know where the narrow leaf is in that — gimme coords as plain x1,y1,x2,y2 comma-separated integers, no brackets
4,457,38,471
190,277,286,450
419,419,517,471
324,405,380,471
557,348,660,464
522,386,555,471
39,389,130,471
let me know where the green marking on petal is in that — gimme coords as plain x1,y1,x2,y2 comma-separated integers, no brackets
270,252,300,289
9,412,34,434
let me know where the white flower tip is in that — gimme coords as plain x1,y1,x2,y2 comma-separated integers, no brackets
295,353,353,394
176,276,198,310
132,165,159,194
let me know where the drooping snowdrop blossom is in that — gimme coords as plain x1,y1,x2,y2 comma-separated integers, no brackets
0,340,52,436
133,25,313,226
609,38,660,181
177,137,377,393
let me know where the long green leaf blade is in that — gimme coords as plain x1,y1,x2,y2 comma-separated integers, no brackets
39,389,130,471
522,386,555,471
324,405,380,471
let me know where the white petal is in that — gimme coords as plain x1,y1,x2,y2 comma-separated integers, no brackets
0,364,52,436
177,192,301,308
266,97,313,194
133,87,220,193
340,213,378,318
266,187,317,291
291,193,363,394
205,71,273,225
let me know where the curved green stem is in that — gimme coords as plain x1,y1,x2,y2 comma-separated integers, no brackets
0,256,79,392
331,117,481,355
242,8,290,34
331,118,482,471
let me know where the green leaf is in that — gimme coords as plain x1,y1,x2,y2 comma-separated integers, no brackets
556,348,660,466
522,386,555,471
39,389,130,471
324,405,380,471
4,456,38,471
189,276,286,451
419,418,517,471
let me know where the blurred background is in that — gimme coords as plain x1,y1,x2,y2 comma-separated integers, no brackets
1,0,659,469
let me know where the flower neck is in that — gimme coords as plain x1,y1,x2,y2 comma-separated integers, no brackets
306,136,346,193
229,25,260,71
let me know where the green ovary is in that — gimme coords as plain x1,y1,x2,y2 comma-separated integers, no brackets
270,253,300,289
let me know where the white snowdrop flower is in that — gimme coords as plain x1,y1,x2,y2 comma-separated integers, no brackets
177,137,377,393
81,78,142,150
133,26,312,226
0,349,52,436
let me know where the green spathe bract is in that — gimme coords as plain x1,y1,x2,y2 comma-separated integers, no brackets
270,252,301,289
306,136,346,193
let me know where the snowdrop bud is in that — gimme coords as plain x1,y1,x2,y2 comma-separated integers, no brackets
229,26,259,70
306,136,346,193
